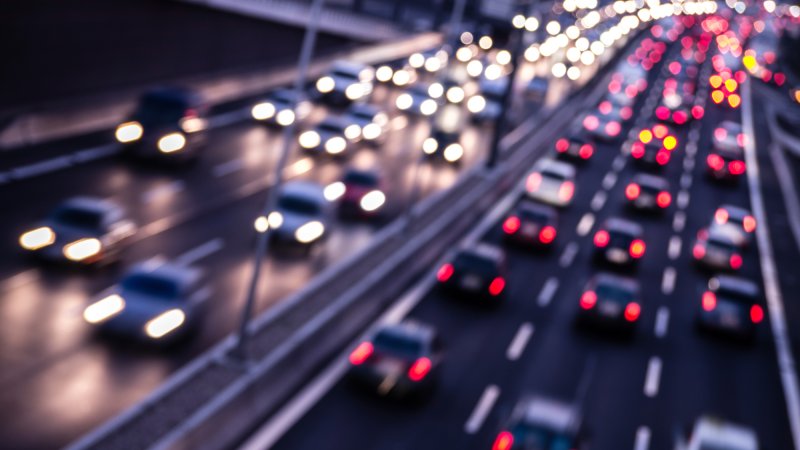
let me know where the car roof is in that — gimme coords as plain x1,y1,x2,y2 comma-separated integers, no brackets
143,86,202,105
691,416,758,450
707,227,738,245
632,173,669,190
61,196,120,215
710,275,760,298
270,88,301,101
518,200,558,219
593,272,639,292
281,181,327,203
603,217,643,235
535,159,575,178
318,116,349,129
377,320,436,343
126,260,201,289
514,395,580,433
458,243,504,263
718,204,751,220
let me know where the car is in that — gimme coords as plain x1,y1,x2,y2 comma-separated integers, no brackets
250,88,312,127
347,320,442,399
524,76,549,103
254,181,332,253
706,146,746,181
395,83,439,117
654,93,697,126
692,228,744,272
297,116,361,157
630,140,671,169
708,205,756,247
468,77,507,123
501,201,558,250
675,415,758,450
422,103,467,164
524,159,576,208
19,197,137,265
344,103,389,146
436,244,507,302
324,167,387,218
553,135,595,163
314,60,374,104
83,260,210,343
491,395,587,450
624,173,672,212
712,121,745,153
576,272,642,332
115,87,208,164
592,218,646,268
582,111,623,142
696,275,764,340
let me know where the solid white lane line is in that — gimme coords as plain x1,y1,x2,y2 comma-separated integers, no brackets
634,426,652,450
612,155,626,172
72,143,119,163
506,323,535,361
667,235,681,260
644,357,662,398
537,277,559,307
661,267,676,295
768,143,800,255
142,180,185,203
576,213,595,237
676,190,690,209
213,158,245,178
654,307,670,338
464,385,501,434
673,211,686,233
175,238,224,266
680,172,692,190
742,79,800,447
602,172,618,190
10,155,73,179
590,191,607,211
559,242,579,268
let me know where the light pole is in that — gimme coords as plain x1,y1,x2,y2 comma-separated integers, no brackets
232,0,327,361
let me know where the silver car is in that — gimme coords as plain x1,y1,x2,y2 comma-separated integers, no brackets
254,181,332,252
524,159,576,207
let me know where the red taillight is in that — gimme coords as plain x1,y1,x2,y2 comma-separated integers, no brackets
730,254,743,270
503,216,520,234
539,226,557,244
579,144,594,159
728,160,745,175
736,133,745,147
558,181,575,202
714,127,727,142
655,106,670,121
527,172,542,193
750,304,764,324
580,291,597,309
492,431,514,450
631,142,645,158
594,230,610,247
691,105,705,119
408,357,432,381
349,342,374,365
774,72,786,86
624,302,641,321
555,138,569,153
657,191,671,208
606,121,621,137
715,208,729,224
669,61,681,75
693,244,706,259
489,277,506,296
707,154,725,171
673,110,688,124
599,101,612,115
437,263,454,282
702,291,716,311
625,183,641,200
583,115,600,131
743,215,756,233
656,150,670,165
621,106,633,120
629,239,646,258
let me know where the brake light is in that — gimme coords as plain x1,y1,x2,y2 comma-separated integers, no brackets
730,254,742,270
558,181,574,202
743,215,756,232
728,160,745,175
492,431,514,450
657,191,671,208
691,105,705,119
580,291,597,309
526,172,542,192
693,244,706,259
702,291,716,311
539,226,557,244
707,154,725,171
489,277,506,296
673,110,688,124
655,106,670,121
503,216,521,234
631,142,645,158
594,230,610,247
621,106,633,120
437,263,454,282
555,138,569,153
736,133,745,147
606,121,621,137
408,357,432,381
750,305,764,324
579,144,594,159
625,183,641,200
656,150,670,165
583,115,600,130
653,124,668,139
349,342,374,365
774,72,786,86
629,239,646,258
714,127,727,141
624,302,641,321
715,208,729,224
599,101,612,115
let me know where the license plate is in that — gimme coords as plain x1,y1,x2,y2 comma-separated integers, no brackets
599,301,621,317
720,313,740,328
522,223,539,237
460,275,483,291
608,249,629,264
636,195,654,207
377,359,405,375
707,249,726,265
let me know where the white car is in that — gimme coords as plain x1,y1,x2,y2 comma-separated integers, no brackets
524,159,576,207
315,60,374,104
19,197,137,265
675,416,758,450
255,181,332,252
84,260,210,343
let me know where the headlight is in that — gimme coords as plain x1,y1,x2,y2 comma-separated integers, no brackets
316,76,335,93
115,121,143,143
254,216,269,233
276,109,296,126
466,60,484,77
63,238,102,261
299,131,321,149
180,117,207,133
324,181,346,201
344,124,362,140
376,65,394,82
295,221,325,244
428,83,444,99
345,84,365,100
424,57,442,72
396,93,413,110
409,53,425,68
157,133,186,153
254,212,284,232
446,86,465,103
251,102,276,120
19,226,55,250
144,309,186,339
360,190,386,212
443,143,464,162
468,95,487,113
392,70,411,86
420,99,438,116
325,137,347,154
423,137,439,154
83,294,126,324
362,123,382,140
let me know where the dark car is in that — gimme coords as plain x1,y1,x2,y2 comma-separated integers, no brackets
298,116,360,158
491,395,587,450
251,88,312,127
344,103,389,146
554,135,595,163
326,167,387,218
436,244,507,302
593,218,646,268
582,110,623,142
576,272,641,332
624,173,672,213
692,228,744,272
630,141,671,170
696,275,764,340
501,201,558,250
347,320,442,399
115,87,208,164
706,146,746,182
708,205,756,248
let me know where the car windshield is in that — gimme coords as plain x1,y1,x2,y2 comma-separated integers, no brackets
542,169,567,181
596,283,634,303
319,122,343,134
374,331,423,359
511,423,575,450
134,94,188,124
122,274,180,299
51,207,103,231
454,253,496,274
279,194,321,216
343,172,377,186
520,209,549,224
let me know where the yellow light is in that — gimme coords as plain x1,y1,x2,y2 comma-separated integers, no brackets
115,121,143,143
728,94,741,108
144,309,186,339
639,129,653,143
63,238,102,261
709,75,723,88
711,90,725,104
443,143,464,162
295,221,325,243
724,79,738,93
83,294,126,324
793,89,800,104
157,133,186,153
663,135,677,150
316,76,335,93
360,190,386,212
251,102,276,120
19,226,55,250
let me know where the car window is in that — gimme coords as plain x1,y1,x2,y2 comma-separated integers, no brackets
343,172,377,186
596,283,634,303
319,122,343,134
454,253,496,274
51,207,104,231
122,274,180,299
374,331,423,359
279,194,322,216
